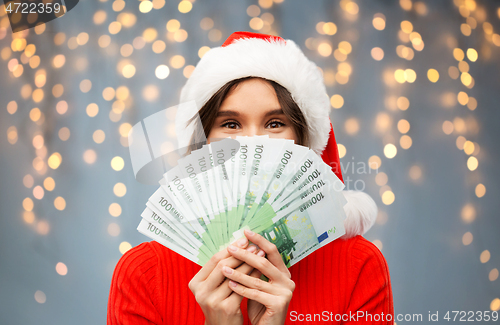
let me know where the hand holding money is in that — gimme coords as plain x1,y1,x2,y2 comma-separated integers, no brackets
189,236,265,325
223,229,295,325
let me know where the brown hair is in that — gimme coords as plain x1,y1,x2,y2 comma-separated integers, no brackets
192,76,308,148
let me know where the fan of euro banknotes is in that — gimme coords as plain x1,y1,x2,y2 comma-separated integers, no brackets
137,136,348,267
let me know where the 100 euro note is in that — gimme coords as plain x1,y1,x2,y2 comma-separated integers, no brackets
138,137,348,267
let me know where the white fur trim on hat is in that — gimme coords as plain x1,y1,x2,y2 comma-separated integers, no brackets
179,36,331,155
342,190,378,238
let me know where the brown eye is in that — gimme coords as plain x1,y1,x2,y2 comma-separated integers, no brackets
221,121,240,129
267,120,285,129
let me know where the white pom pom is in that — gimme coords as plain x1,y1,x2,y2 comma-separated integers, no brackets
341,190,378,238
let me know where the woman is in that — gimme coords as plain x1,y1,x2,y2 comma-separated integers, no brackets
108,31,394,325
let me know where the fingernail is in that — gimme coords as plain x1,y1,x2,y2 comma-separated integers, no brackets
246,245,256,253
257,250,265,257
223,266,233,275
237,237,247,247
245,229,255,236
228,245,237,252
229,280,237,288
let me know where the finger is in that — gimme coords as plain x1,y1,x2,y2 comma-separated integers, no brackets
223,265,282,296
244,229,290,276
203,244,256,292
191,237,249,284
227,244,284,282
227,279,276,307
211,256,258,301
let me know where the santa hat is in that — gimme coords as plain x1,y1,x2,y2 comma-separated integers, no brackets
179,31,377,239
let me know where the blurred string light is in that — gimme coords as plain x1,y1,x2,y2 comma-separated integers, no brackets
311,0,497,307
1,0,498,310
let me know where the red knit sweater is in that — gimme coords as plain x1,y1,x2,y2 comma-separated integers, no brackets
107,235,394,324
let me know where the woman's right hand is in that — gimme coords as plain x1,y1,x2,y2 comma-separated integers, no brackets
189,236,265,325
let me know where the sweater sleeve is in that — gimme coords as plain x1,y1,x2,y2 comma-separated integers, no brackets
343,237,394,324
107,242,164,325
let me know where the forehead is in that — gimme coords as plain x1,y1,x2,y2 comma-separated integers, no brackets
219,78,280,112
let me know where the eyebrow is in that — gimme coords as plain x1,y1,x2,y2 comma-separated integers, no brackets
216,108,284,117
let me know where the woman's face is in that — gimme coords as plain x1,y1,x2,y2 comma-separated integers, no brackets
207,78,299,143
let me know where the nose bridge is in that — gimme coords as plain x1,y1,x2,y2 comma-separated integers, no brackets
241,123,260,137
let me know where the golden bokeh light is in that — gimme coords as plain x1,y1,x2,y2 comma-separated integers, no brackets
113,183,127,197
142,85,159,102
480,250,491,263
54,197,66,211
34,291,46,304
463,141,475,155
111,156,125,171
489,269,499,282
7,101,18,114
48,153,62,169
83,149,97,164
318,42,332,57
170,55,185,69
122,64,136,78
108,223,121,236
23,197,34,211
103,87,116,101
475,183,486,198
93,130,106,144
394,69,406,83
139,0,153,13
461,203,476,223
23,211,35,224
155,65,170,79
59,127,70,141
427,69,439,82
183,65,195,78
397,119,410,134
199,17,213,30
401,20,413,33
152,40,167,54
381,190,395,205
462,232,473,245
93,10,107,25
86,103,99,117
119,241,132,254
109,203,122,217
375,172,388,186
375,112,391,133
120,44,134,57
467,97,477,110
330,94,344,109
397,96,410,111
23,174,34,188
458,61,469,73
400,135,412,149
178,0,193,13
384,144,397,159
43,177,55,191
457,91,469,106
453,48,465,61
7,126,18,144
492,298,500,312
373,14,386,30
371,47,384,61
344,118,359,135
467,156,478,171
368,155,382,170
37,220,50,235
55,262,68,276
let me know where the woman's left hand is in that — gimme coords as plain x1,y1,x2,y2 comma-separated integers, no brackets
222,229,295,325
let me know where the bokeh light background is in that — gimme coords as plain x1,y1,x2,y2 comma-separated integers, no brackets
1,0,500,323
